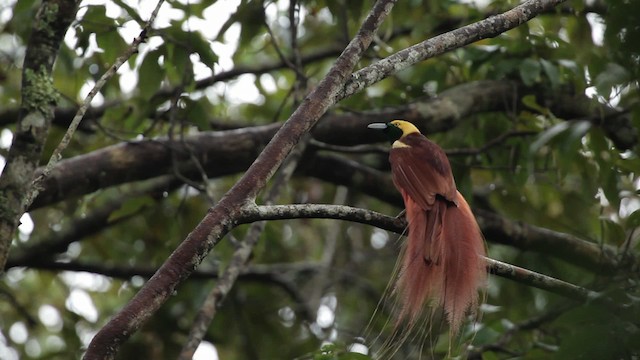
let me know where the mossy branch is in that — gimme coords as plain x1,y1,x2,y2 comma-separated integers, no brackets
0,0,78,273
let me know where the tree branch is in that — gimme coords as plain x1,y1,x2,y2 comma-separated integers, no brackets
0,0,79,273
7,258,319,283
6,258,319,322
297,156,632,273
29,79,631,211
21,127,628,277
446,130,538,156
20,129,625,277
338,0,568,101
178,133,312,358
468,304,571,358
486,257,598,302
236,205,622,313
23,0,165,210
17,203,610,312
6,176,180,266
235,202,628,275
476,209,622,273
13,199,624,324
238,204,404,232
84,1,397,358
486,258,624,315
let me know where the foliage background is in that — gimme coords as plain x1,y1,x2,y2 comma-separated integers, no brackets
0,0,639,359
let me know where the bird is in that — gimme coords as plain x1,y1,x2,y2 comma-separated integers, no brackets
368,119,486,334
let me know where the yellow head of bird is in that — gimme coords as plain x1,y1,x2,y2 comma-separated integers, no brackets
368,120,421,142
389,120,421,137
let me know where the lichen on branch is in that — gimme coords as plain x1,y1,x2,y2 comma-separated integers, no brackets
22,66,59,115
0,0,78,273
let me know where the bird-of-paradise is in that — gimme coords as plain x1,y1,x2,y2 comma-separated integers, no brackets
368,120,487,334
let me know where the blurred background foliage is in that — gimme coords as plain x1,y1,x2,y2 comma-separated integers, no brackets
0,0,639,358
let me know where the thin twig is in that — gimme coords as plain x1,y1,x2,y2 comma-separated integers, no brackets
307,185,348,312
263,15,303,79
171,2,400,357
7,258,320,317
178,1,311,352
468,305,570,358
309,138,389,154
236,204,622,312
446,130,537,156
7,176,179,266
24,0,165,209
177,135,313,359
168,88,209,195
0,288,38,327
475,208,621,273
87,1,586,357
289,0,307,102
486,258,623,315
486,258,598,301
0,0,79,273
178,2,315,351
338,0,568,101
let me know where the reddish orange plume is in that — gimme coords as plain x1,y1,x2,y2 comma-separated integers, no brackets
367,120,487,334
396,190,486,333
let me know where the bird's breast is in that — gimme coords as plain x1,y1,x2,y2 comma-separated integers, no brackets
392,140,411,148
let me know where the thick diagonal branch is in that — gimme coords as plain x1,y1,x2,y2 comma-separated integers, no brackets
84,1,397,358
177,138,311,359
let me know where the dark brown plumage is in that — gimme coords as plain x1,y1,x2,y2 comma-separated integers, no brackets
369,120,487,333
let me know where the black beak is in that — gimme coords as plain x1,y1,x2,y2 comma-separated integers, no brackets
367,123,388,130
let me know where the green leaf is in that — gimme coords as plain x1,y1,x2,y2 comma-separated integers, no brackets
588,128,610,158
81,5,108,31
14,0,37,13
187,34,218,70
163,27,218,71
519,58,541,86
563,120,591,152
589,130,620,211
530,122,570,154
314,344,339,360
338,352,371,360
346,0,365,22
111,0,143,23
602,219,625,244
482,352,500,360
540,58,561,89
216,1,265,47
108,196,155,223
138,49,163,97
471,324,502,346
601,166,621,211
238,2,266,47
522,94,546,114
101,105,134,126
553,305,635,360
96,31,128,64
625,209,640,230
182,98,212,130
594,62,630,96
162,43,193,84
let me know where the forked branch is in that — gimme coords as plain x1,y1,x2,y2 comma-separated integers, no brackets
84,1,398,358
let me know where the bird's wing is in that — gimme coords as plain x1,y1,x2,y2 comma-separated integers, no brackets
389,134,457,210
